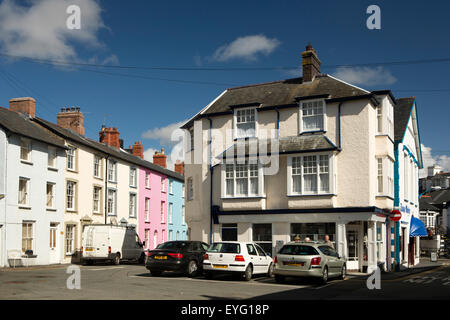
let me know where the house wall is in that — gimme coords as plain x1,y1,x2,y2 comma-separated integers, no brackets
167,178,187,241
0,128,7,267
4,133,65,266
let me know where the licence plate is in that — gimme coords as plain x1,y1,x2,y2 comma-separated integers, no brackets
85,248,94,252
213,264,228,269
154,256,167,260
284,262,304,266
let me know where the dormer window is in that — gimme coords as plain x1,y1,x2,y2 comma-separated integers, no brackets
299,100,326,133
234,108,256,139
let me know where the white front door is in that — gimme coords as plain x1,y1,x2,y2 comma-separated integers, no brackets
49,223,59,264
346,227,360,270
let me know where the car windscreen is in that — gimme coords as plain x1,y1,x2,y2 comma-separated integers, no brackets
156,241,189,250
279,245,319,255
208,243,240,254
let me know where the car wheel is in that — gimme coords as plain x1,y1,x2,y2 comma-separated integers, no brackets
321,266,328,284
274,275,285,283
204,271,213,280
267,263,274,278
138,253,145,264
113,253,120,265
150,270,162,277
187,260,198,277
340,264,346,280
243,265,253,281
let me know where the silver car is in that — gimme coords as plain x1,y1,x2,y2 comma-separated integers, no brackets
273,241,346,284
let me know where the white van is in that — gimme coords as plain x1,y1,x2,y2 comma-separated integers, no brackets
81,224,145,265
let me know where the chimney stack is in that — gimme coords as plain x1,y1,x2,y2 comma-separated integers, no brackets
153,148,167,168
174,160,184,175
132,141,144,159
99,127,120,149
57,107,85,136
301,43,321,82
9,97,36,118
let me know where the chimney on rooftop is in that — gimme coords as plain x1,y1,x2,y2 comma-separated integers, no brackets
301,43,321,82
9,97,36,118
132,141,144,159
153,148,167,168
57,107,85,136
174,160,184,175
99,126,120,149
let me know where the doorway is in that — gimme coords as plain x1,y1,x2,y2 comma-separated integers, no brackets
346,226,360,270
49,223,59,264
408,237,415,266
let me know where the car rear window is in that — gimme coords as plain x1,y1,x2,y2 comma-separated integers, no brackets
156,241,189,249
279,245,319,256
208,243,240,254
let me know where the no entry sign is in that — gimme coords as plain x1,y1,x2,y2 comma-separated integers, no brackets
390,209,402,222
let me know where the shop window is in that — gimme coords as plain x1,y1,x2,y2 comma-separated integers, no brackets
221,223,237,241
252,223,272,254
290,223,335,243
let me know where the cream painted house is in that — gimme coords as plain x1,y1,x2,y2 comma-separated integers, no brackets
182,45,422,273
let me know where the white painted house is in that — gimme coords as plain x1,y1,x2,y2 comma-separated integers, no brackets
182,45,423,273
0,98,67,267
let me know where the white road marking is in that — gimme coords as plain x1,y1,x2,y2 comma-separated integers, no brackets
127,274,310,289
84,267,125,271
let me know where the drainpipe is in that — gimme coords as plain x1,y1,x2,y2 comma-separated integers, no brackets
337,102,342,149
275,107,280,139
104,155,109,225
206,116,213,243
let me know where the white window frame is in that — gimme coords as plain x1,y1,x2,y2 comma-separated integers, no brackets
65,224,75,255
221,160,264,198
67,146,76,171
377,106,383,134
145,172,150,188
108,159,117,183
234,107,257,139
299,99,326,133
93,155,101,178
161,178,165,193
287,153,335,196
129,193,137,218
107,188,117,216
46,182,55,209
48,146,57,168
169,180,173,194
129,167,137,187
169,230,173,241
18,177,30,206
20,138,32,162
182,205,185,225
93,186,101,214
161,201,165,223
145,198,150,222
22,222,34,253
168,203,173,224
377,156,394,198
66,180,76,211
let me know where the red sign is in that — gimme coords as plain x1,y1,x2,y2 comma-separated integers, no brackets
390,209,402,222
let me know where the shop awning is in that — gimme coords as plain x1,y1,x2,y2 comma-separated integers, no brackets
410,216,428,237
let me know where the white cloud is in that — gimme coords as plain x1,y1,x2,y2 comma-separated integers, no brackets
0,0,111,62
419,144,450,178
211,34,280,62
332,66,397,86
141,120,186,146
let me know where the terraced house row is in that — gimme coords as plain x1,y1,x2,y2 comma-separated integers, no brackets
0,98,186,267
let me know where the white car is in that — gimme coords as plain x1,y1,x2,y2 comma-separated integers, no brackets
203,241,274,281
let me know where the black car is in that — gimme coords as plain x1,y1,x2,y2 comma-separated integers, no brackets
145,241,209,277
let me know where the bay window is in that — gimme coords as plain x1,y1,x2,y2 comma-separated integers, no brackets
299,100,325,133
235,108,256,139
377,156,394,198
222,161,262,197
288,154,333,195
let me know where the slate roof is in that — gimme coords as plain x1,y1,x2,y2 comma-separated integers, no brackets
182,74,372,128
394,97,415,142
33,117,184,182
419,198,439,211
217,134,338,159
421,189,450,206
0,107,66,149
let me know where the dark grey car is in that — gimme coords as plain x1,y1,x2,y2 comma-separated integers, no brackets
273,242,346,284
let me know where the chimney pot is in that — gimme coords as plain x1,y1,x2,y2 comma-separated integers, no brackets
57,106,85,136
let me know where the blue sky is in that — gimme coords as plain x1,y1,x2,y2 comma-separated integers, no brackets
0,0,449,173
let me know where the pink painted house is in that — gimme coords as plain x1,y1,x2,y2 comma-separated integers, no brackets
136,148,184,250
